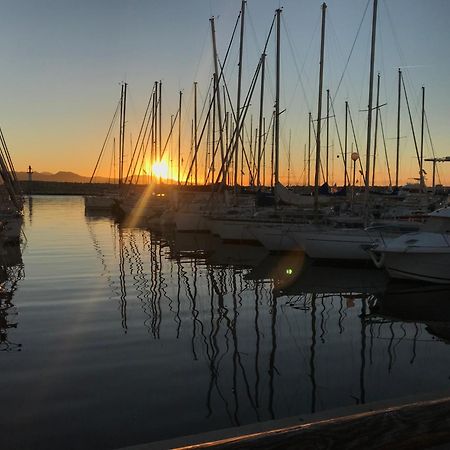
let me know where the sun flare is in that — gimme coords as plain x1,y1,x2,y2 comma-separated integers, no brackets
152,161,169,179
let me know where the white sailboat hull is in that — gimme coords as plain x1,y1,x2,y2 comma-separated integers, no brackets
213,218,259,243
292,228,373,260
251,223,304,252
174,211,210,233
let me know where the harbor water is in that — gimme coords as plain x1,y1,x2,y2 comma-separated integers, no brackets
2,195,450,449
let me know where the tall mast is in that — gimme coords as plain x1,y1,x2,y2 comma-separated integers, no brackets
178,90,182,185
194,81,198,185
326,89,330,184
151,81,157,182
395,68,402,188
234,0,246,189
159,81,162,163
344,101,348,188
212,81,216,184
314,3,327,211
372,72,380,186
274,8,281,186
308,112,312,186
420,85,425,191
119,82,127,188
122,83,127,186
155,82,158,168
363,0,378,209
257,53,266,187
119,83,124,187
210,17,226,185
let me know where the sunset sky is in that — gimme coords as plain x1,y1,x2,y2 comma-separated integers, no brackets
0,0,449,186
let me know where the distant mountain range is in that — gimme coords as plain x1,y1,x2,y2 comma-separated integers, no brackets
16,171,112,183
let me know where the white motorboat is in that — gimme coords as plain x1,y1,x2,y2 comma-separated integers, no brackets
369,207,450,283
291,221,421,261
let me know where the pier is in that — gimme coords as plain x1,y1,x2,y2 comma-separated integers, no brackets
128,390,450,449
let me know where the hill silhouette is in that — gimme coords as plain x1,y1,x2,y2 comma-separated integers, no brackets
16,171,112,183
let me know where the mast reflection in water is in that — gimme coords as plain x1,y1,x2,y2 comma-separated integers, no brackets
2,196,450,450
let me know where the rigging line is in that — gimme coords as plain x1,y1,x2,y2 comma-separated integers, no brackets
333,0,371,102
281,14,314,114
160,109,180,161
378,113,393,187
207,16,276,187
180,10,241,184
218,14,276,133
424,110,441,185
124,85,156,183
383,0,421,118
0,133,19,199
382,0,408,71
310,117,326,183
89,98,121,183
0,128,19,185
401,76,421,169
210,55,263,187
215,10,242,87
329,96,351,185
347,105,366,185
197,77,214,137
128,99,155,185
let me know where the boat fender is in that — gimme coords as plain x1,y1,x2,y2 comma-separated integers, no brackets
371,251,385,269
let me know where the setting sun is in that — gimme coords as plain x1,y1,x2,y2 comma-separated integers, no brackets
152,161,169,179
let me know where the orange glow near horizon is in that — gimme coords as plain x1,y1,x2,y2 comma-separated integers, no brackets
152,161,169,180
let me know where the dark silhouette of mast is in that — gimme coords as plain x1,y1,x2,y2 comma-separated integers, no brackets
314,3,327,212
233,1,246,190
363,0,378,211
372,72,381,186
178,91,182,185
420,86,425,191
210,17,226,185
274,8,281,186
395,69,402,188
257,53,266,187
344,102,348,188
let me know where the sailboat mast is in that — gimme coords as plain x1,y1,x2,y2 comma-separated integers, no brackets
344,101,348,188
274,8,281,185
395,68,402,188
372,72,381,186
314,3,327,211
159,81,162,163
326,89,330,184
210,17,226,185
308,112,312,186
420,85,425,191
234,0,246,190
194,81,198,185
118,84,124,186
363,0,378,208
257,53,266,187
122,83,127,186
178,90,182,186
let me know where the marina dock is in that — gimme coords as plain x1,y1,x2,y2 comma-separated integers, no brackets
129,390,450,449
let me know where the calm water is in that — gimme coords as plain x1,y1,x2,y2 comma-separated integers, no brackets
2,195,450,449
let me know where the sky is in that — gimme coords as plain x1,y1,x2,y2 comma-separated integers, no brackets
0,0,450,186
